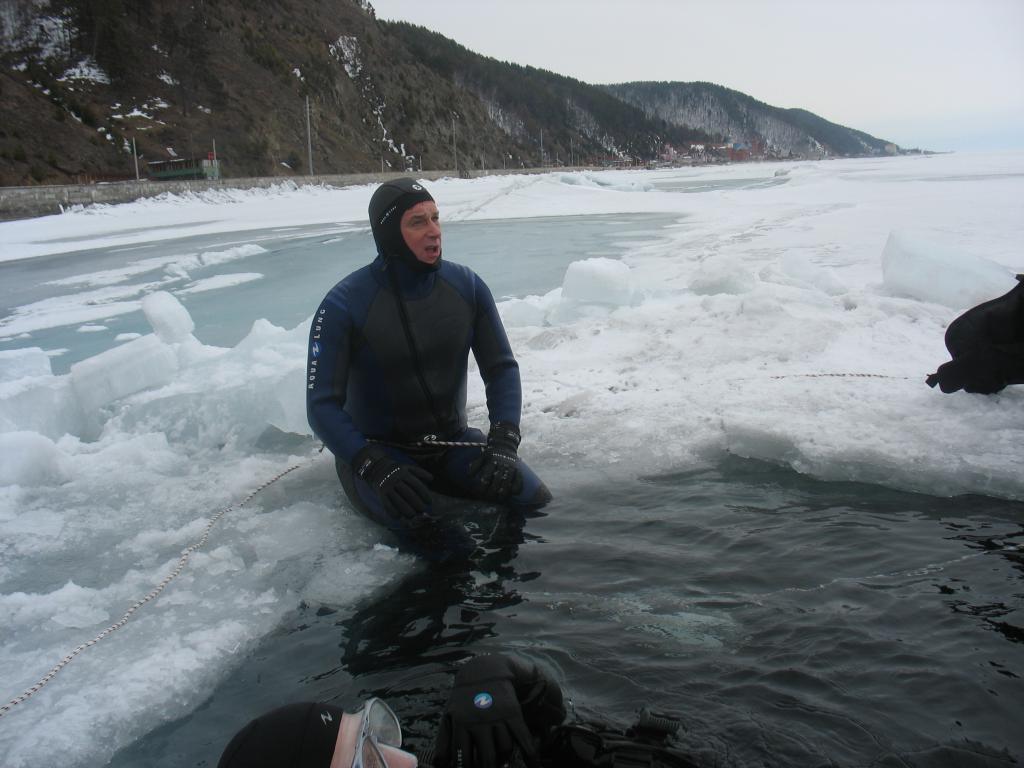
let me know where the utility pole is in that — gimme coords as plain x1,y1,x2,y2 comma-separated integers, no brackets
540,129,544,167
452,116,458,174
305,96,314,176
132,136,139,180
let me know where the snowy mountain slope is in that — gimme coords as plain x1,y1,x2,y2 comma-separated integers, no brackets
603,81,895,158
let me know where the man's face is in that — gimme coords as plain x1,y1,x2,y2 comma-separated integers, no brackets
399,200,441,265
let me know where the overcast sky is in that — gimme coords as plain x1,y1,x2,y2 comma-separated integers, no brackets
369,0,1024,152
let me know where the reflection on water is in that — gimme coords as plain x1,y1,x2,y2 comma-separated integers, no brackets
109,456,1024,767
338,504,536,677
946,524,1024,647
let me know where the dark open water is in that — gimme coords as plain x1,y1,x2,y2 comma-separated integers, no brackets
110,454,1024,767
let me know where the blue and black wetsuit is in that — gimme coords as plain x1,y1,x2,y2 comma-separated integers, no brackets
306,245,550,532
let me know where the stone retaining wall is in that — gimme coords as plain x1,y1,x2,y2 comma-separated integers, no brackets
0,167,582,221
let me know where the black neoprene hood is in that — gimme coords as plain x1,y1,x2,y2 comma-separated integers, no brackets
217,702,346,768
367,178,438,270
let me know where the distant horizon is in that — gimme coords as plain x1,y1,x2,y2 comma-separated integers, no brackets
862,115,1024,154
370,0,1024,154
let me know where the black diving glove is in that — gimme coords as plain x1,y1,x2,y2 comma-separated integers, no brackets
434,654,558,768
926,347,1007,394
468,422,523,501
353,444,433,519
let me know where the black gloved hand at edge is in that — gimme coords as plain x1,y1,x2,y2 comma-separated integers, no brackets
433,654,558,768
468,422,523,502
353,444,434,519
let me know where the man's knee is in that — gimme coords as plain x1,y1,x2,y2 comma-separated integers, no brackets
515,464,552,508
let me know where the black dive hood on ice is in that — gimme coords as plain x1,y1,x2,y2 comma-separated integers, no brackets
368,177,440,272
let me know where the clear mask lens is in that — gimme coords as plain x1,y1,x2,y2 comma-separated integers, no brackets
366,699,402,747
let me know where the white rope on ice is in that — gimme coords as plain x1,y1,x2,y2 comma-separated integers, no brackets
728,372,918,383
0,459,308,719
766,372,915,381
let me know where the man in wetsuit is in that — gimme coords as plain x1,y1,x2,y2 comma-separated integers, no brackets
217,653,698,768
306,178,551,541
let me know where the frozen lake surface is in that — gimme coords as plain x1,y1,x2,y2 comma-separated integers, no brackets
0,212,676,373
1,156,1022,767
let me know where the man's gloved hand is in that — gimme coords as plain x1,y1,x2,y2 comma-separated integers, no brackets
468,422,523,501
353,444,433,519
433,655,540,768
926,347,1007,394
926,358,969,392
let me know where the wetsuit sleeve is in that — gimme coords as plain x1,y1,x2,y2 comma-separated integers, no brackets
934,277,1024,392
945,277,1024,357
470,274,522,426
945,307,996,359
993,342,1024,386
305,291,367,463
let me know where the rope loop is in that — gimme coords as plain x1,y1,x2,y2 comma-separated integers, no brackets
369,435,487,449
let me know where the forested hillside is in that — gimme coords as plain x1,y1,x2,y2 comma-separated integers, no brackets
0,0,893,186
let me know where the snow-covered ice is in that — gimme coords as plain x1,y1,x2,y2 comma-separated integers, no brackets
178,272,264,294
140,291,194,342
0,348,51,383
881,229,1013,308
0,152,1022,767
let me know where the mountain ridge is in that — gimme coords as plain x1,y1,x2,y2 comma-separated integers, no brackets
601,80,894,158
0,0,898,187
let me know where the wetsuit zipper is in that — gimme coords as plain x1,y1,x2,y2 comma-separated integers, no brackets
385,259,447,434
